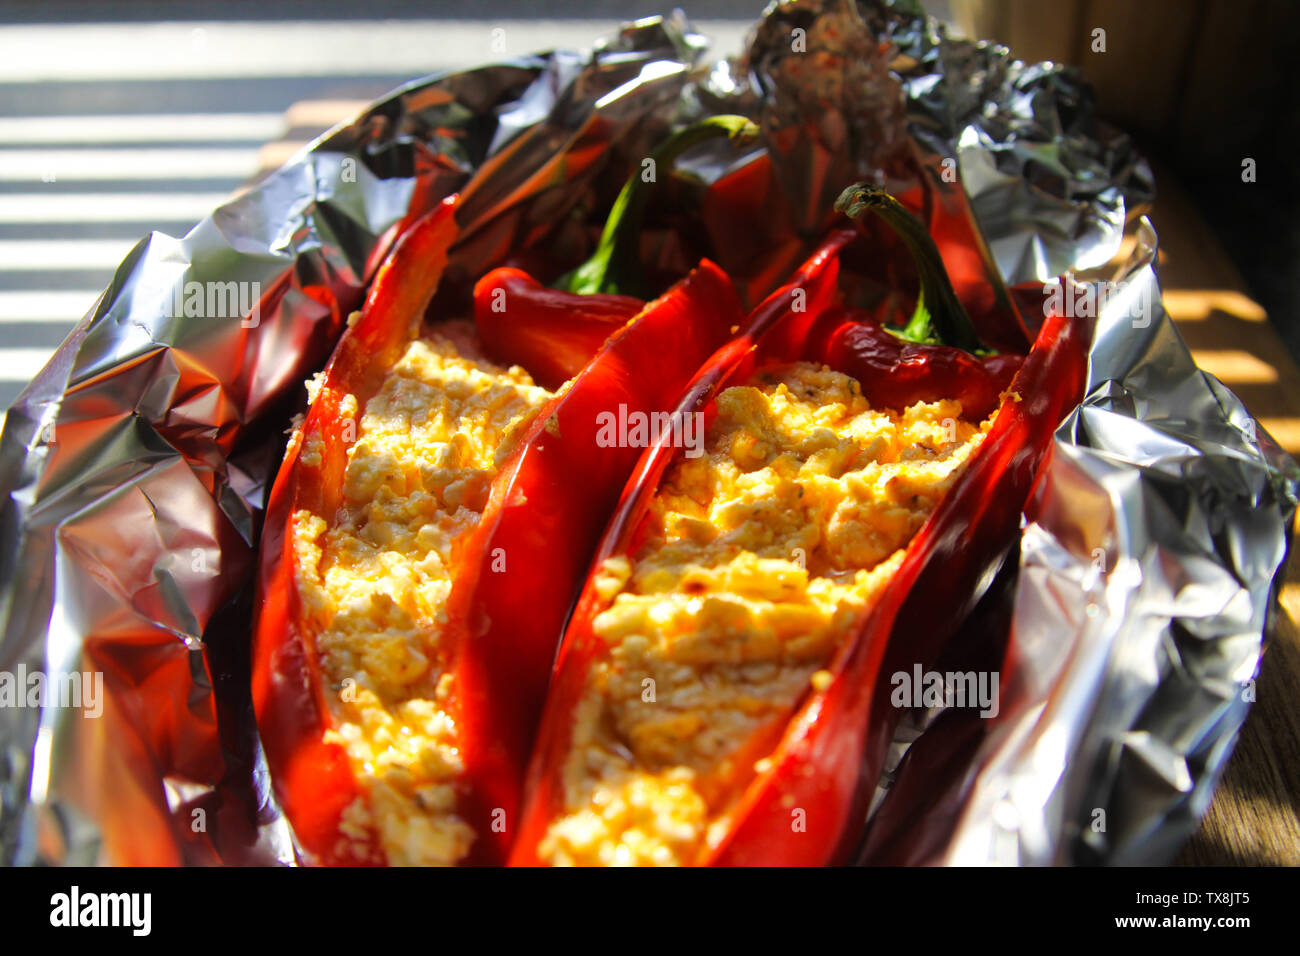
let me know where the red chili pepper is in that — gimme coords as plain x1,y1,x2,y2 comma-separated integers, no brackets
252,196,462,866
701,303,1091,866
807,185,1029,419
509,229,853,866
472,268,642,391
790,185,1028,421
901,143,1034,355
449,257,743,864
469,116,760,394
253,191,745,864
555,115,758,300
804,305,1019,421
510,188,1091,865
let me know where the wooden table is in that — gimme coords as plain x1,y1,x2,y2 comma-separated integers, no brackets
255,108,1300,866
1135,162,1300,866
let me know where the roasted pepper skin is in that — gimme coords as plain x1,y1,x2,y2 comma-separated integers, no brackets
508,233,852,866
253,188,744,863
253,196,461,866
701,304,1092,866
981,351,1026,396
451,258,744,864
472,268,643,391
805,305,1020,421
511,219,1091,864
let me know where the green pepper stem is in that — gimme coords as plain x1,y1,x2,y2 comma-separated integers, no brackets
834,183,986,354
559,115,759,298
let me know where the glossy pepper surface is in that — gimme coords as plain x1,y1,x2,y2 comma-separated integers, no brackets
471,269,642,391
510,186,1091,865
252,193,745,864
508,228,854,865
702,304,1091,865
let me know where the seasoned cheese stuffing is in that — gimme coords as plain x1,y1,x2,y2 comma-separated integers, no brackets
292,325,551,865
541,361,993,866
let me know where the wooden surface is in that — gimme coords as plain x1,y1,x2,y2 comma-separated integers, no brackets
1136,162,1300,866
256,106,1300,866
950,0,1298,177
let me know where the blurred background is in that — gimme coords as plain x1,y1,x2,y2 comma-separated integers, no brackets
0,0,1296,413
0,1,746,413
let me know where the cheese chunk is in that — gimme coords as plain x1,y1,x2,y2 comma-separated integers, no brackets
541,361,992,866
292,327,551,865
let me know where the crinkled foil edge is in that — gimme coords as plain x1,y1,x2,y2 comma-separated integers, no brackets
0,2,1293,866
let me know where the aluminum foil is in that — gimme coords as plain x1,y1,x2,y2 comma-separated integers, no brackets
878,0,1155,282
0,0,1293,866
857,224,1299,865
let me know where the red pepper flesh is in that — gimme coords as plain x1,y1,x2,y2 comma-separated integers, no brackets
509,231,854,865
473,268,643,391
701,304,1092,866
449,257,744,864
805,305,1017,421
511,220,1090,864
252,196,461,866
254,194,744,864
